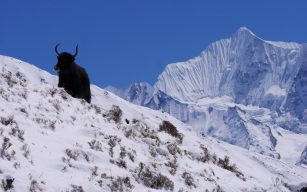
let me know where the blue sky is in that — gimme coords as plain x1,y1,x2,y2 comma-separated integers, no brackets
1,0,307,88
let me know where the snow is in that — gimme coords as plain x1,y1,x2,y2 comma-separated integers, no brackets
1,55,307,191
265,85,287,96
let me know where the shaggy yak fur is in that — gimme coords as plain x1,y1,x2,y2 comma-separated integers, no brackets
54,44,91,103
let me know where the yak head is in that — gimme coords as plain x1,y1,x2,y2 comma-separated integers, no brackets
54,43,78,73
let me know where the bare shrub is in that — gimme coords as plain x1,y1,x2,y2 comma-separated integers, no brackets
89,104,101,114
10,127,24,142
167,143,181,156
21,144,31,159
197,144,211,163
165,158,178,175
15,72,27,86
0,116,16,126
0,137,15,160
13,162,20,169
107,136,120,158
52,100,62,112
62,149,79,168
108,176,133,192
91,166,99,177
182,172,196,188
132,119,140,124
120,146,126,159
127,152,135,162
69,185,85,192
103,105,122,123
159,121,183,143
88,139,103,152
65,149,79,161
217,156,244,179
19,108,28,115
33,117,56,131
29,180,44,192
124,129,133,138
115,159,127,169
136,163,174,191
2,71,17,87
1,178,14,191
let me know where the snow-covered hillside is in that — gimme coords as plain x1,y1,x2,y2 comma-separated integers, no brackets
1,55,307,191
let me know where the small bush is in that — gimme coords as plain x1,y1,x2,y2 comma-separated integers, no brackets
70,185,85,192
197,145,211,163
115,159,127,169
2,71,18,87
182,172,196,188
103,105,122,123
29,180,44,192
120,146,126,159
91,166,99,177
65,149,79,161
0,116,16,126
1,178,14,191
132,119,140,124
159,121,183,143
217,156,244,179
165,158,177,175
0,137,15,161
108,137,117,158
21,144,31,159
167,143,181,156
137,163,174,191
108,177,133,192
127,152,135,162
89,104,101,114
88,139,103,152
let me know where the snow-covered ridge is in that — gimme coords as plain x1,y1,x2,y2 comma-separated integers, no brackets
1,55,307,191
155,27,304,106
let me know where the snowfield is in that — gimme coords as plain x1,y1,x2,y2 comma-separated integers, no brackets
0,55,307,191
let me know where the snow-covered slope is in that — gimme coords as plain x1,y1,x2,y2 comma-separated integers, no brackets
1,55,307,191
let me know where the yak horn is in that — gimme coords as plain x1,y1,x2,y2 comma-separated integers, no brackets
73,44,78,57
55,43,61,56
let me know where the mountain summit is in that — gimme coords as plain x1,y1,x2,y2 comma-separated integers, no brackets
155,27,303,106
107,27,307,159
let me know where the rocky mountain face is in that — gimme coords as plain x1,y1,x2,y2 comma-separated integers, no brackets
106,82,154,106
106,27,307,159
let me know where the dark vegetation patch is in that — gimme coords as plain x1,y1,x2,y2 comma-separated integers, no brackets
159,121,183,143
182,172,196,188
217,156,244,180
103,105,122,124
136,163,174,191
0,137,15,161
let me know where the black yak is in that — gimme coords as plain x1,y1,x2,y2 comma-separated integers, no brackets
54,44,91,103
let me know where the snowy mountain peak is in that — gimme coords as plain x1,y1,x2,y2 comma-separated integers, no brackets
107,28,307,166
233,26,257,38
